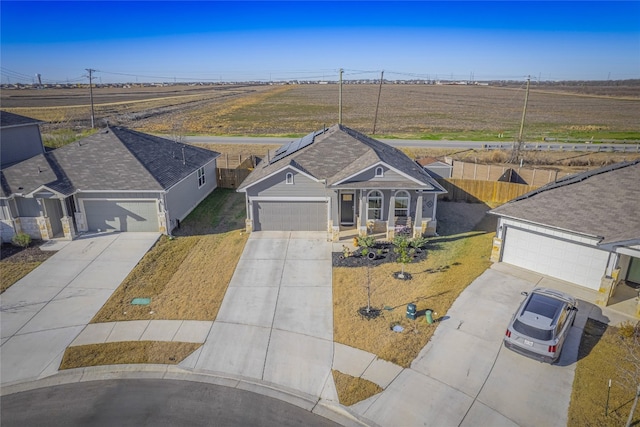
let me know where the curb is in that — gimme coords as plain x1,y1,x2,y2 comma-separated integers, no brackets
0,365,378,427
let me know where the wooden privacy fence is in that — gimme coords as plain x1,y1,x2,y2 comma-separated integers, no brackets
217,155,256,189
451,161,573,187
437,178,536,204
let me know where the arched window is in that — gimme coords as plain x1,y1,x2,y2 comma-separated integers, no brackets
394,190,410,217
367,190,383,220
285,172,294,184
375,166,384,177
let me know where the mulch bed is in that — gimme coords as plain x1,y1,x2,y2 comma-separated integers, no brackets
0,241,55,262
332,242,427,268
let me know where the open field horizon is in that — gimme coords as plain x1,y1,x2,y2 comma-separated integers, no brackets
2,82,639,142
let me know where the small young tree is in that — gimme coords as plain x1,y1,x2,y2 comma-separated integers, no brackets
393,235,414,279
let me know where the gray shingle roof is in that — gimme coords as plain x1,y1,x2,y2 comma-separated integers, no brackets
238,124,445,192
0,111,42,128
490,160,640,245
1,126,219,197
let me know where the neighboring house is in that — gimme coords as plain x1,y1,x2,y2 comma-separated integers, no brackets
1,117,219,242
416,157,453,179
1,111,45,167
490,160,640,308
237,124,447,240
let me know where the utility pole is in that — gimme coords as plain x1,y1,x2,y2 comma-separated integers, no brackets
510,76,530,163
86,68,96,128
338,68,343,125
372,70,384,134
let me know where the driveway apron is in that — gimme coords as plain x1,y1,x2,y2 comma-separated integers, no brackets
191,231,334,398
0,232,160,386
352,267,584,427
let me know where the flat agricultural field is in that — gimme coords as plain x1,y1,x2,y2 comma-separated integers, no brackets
2,82,639,141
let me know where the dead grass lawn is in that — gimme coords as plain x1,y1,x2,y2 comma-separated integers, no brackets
92,189,247,322
60,342,201,369
568,319,640,426
332,370,383,406
333,203,495,369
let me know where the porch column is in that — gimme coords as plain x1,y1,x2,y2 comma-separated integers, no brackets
35,199,52,240
414,192,424,238
60,197,75,240
387,194,396,239
358,191,367,236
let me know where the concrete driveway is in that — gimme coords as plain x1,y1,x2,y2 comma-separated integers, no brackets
352,266,587,427
0,232,160,386
187,231,335,398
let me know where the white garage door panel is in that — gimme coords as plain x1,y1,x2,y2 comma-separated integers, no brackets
84,200,159,232
502,228,608,290
255,201,327,231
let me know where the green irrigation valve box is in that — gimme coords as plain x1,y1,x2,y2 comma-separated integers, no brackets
406,303,417,320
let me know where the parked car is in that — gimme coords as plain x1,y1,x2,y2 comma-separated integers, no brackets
504,287,578,363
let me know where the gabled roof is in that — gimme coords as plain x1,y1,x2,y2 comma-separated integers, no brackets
490,160,640,245
238,124,445,192
416,157,450,167
0,111,43,128
1,126,219,197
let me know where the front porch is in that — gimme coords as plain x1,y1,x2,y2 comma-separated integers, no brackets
333,188,438,242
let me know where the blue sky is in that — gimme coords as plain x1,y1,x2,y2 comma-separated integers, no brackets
1,1,639,84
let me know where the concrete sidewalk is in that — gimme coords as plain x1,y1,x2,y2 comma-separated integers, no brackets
186,231,335,398
0,232,160,386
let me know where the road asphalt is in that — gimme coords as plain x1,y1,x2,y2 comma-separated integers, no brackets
2,231,636,426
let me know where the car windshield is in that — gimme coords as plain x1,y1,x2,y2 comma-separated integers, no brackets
513,319,554,341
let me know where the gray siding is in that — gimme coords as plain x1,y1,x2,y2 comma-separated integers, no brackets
0,125,45,167
78,191,162,199
247,169,328,198
0,199,10,221
424,165,452,179
165,158,217,227
15,197,41,217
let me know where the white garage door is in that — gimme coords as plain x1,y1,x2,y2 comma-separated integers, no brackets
502,227,608,290
254,201,327,231
84,200,159,232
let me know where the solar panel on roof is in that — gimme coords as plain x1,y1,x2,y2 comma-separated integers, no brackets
269,128,326,164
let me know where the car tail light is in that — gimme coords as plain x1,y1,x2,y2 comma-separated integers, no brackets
505,329,511,338
548,345,557,353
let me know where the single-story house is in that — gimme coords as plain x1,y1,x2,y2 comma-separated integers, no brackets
237,124,447,240
416,157,453,179
1,114,219,242
490,160,640,309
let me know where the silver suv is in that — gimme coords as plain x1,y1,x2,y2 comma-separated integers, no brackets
504,288,578,363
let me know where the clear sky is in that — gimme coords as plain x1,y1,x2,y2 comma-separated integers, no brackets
1,1,639,84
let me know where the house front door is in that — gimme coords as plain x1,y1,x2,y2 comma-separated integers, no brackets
340,193,355,225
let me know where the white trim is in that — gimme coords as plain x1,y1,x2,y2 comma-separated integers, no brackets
332,161,428,187
197,166,206,188
238,164,322,192
285,172,294,184
366,190,383,221
25,185,68,199
394,190,410,217
249,196,328,202
375,166,384,177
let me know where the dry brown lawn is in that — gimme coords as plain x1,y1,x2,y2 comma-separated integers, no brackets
332,370,383,407
333,202,496,369
60,341,201,369
92,189,247,322
568,319,640,426
61,189,247,369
